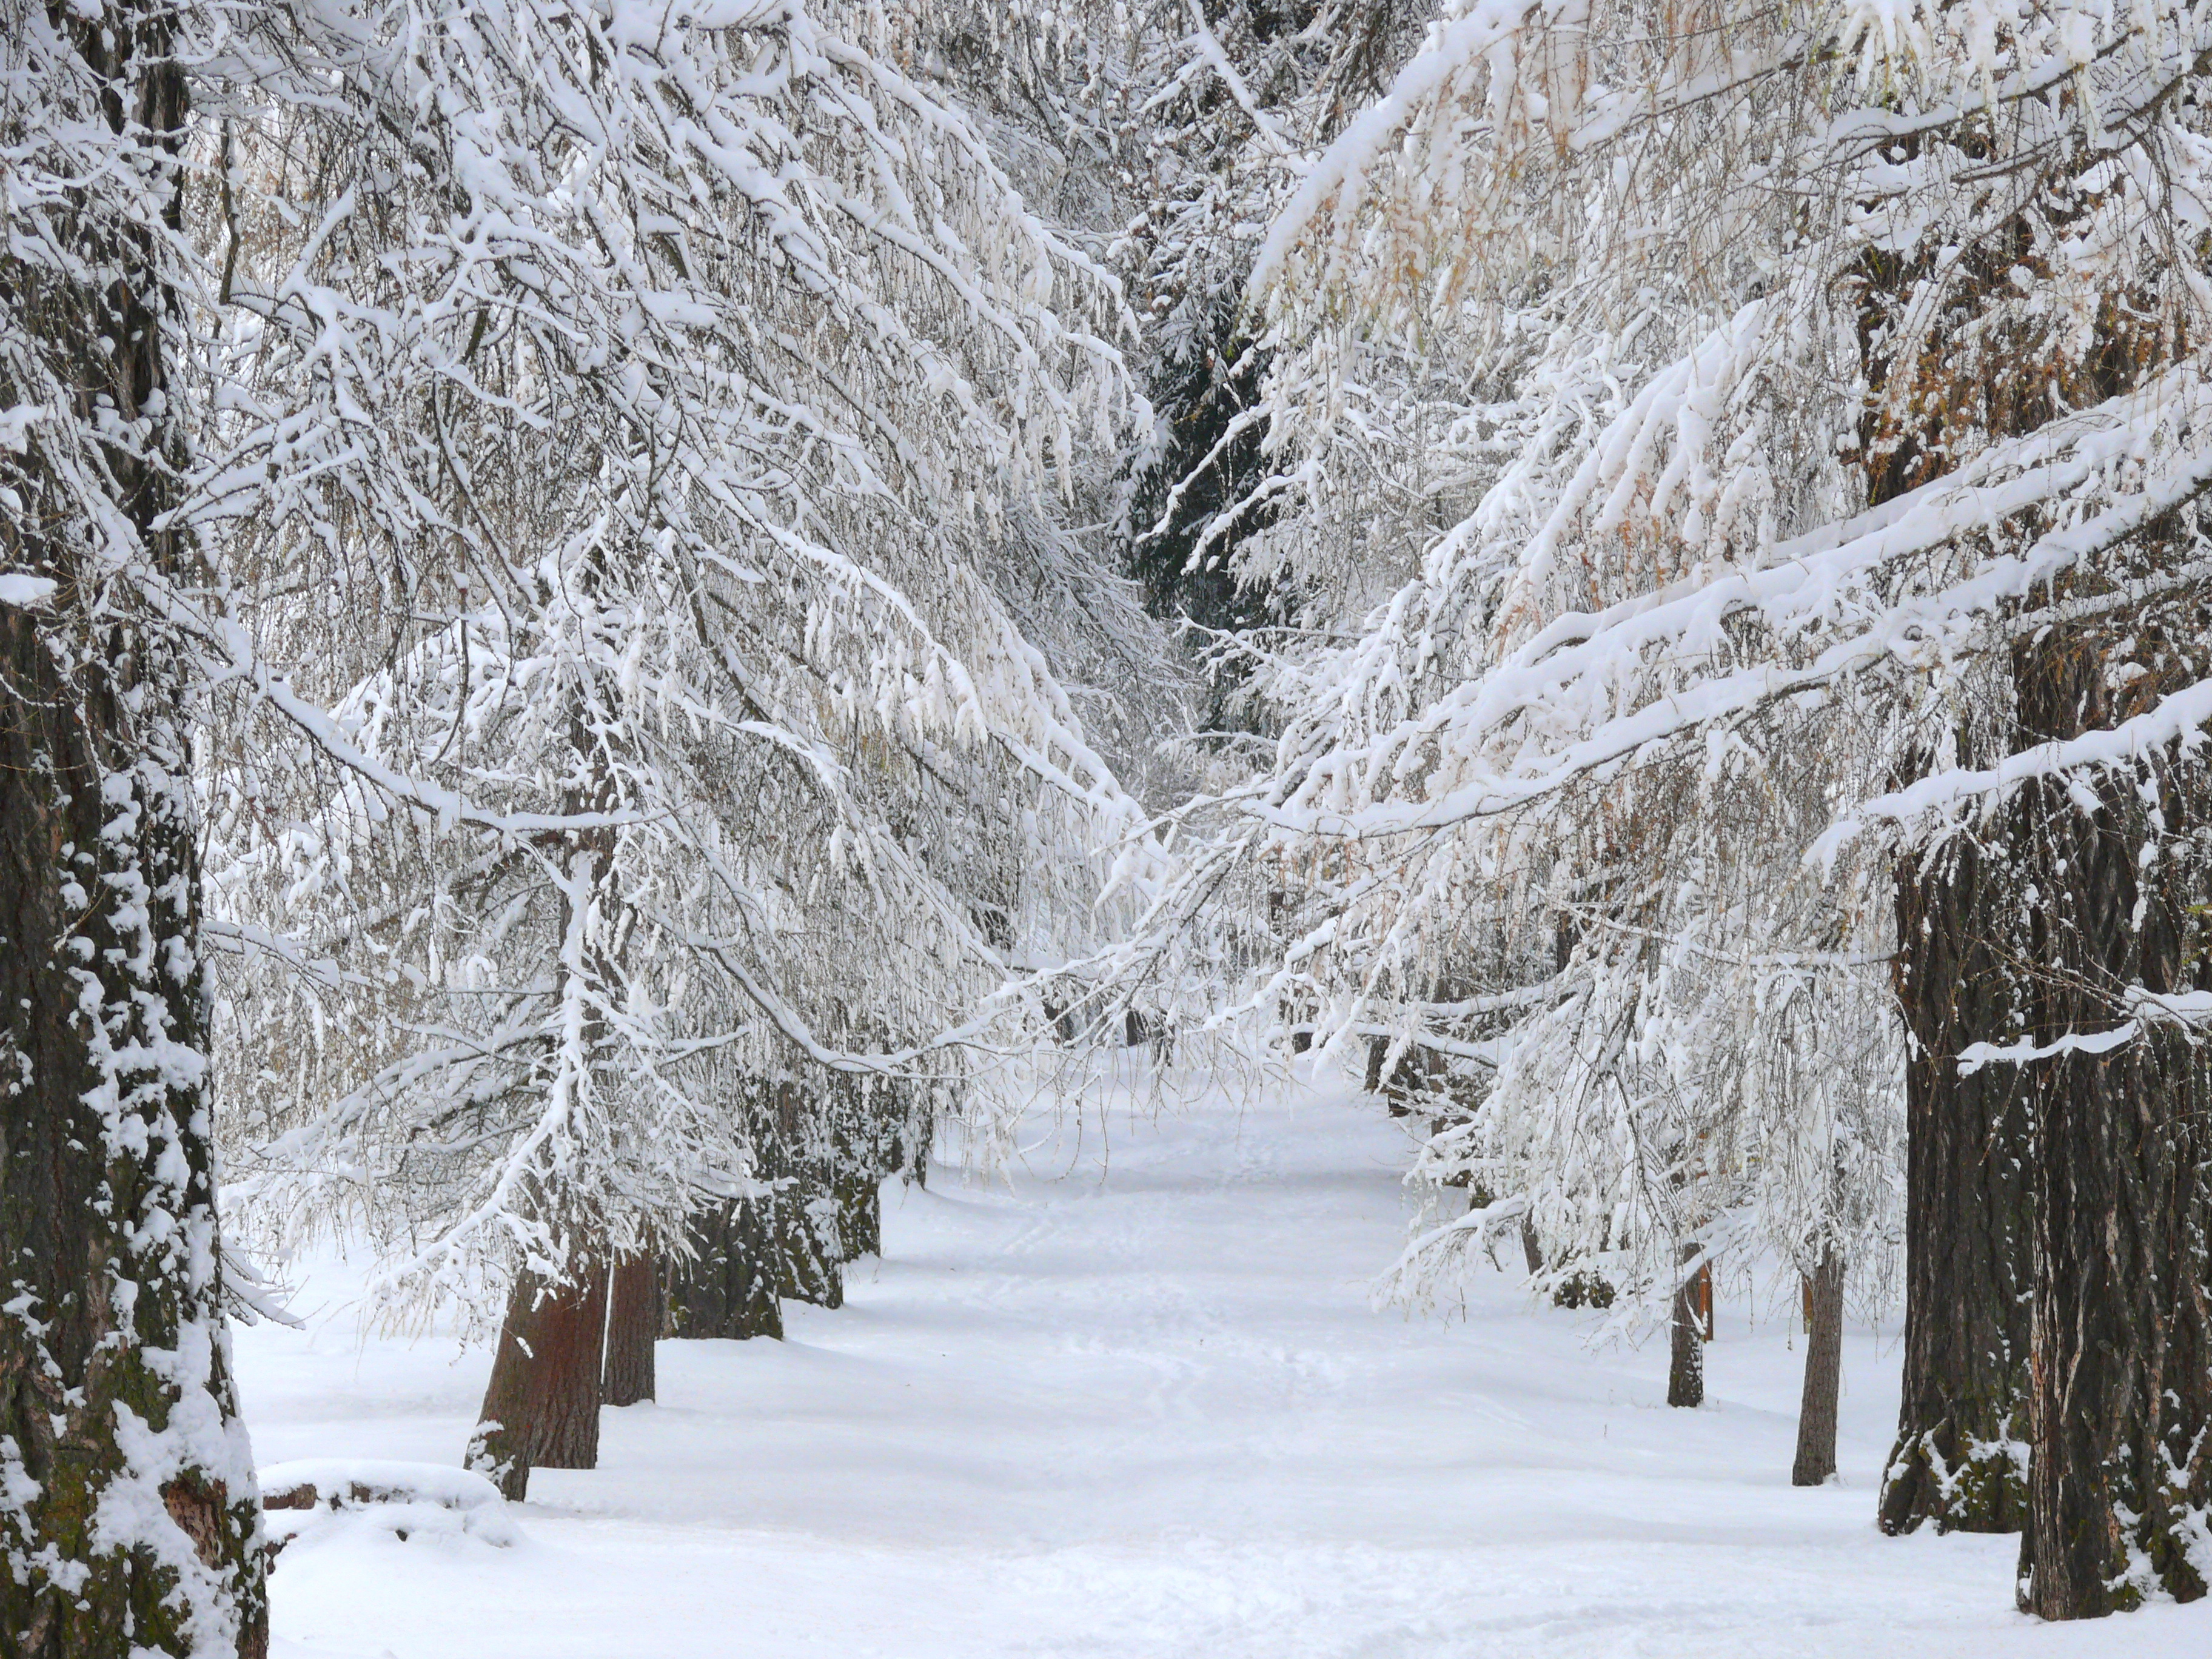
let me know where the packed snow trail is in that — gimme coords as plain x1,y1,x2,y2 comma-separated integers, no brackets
243,1071,2209,1657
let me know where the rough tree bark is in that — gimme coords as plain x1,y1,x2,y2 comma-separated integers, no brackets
1855,166,2188,1569
836,1171,882,1262
601,1255,659,1406
1852,200,2073,1545
0,9,269,1654
668,1198,783,1339
1878,831,2033,1533
1793,1246,1846,1487
468,1260,610,1500
771,1083,844,1308
1667,1245,1705,1408
831,1106,883,1262
2011,633,2212,1620
773,1179,846,1309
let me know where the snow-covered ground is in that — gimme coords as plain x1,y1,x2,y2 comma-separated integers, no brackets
241,1070,2212,1658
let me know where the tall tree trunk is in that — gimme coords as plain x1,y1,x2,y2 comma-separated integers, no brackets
1854,170,2185,1568
2011,635,2212,1619
830,1104,883,1262
668,1198,783,1339
1879,832,2033,1533
468,1260,609,1501
1667,1245,1705,1407
773,1180,846,1309
771,1082,843,1308
0,12,267,1655
601,1256,659,1407
1794,1246,1846,1487
836,1171,882,1262
1854,218,2052,1544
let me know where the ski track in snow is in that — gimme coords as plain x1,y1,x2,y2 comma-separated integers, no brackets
242,1071,2212,1658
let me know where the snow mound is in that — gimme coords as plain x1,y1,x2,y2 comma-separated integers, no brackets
0,573,56,608
261,1459,521,1555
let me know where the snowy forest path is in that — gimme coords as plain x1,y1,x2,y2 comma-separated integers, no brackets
241,1069,2208,1657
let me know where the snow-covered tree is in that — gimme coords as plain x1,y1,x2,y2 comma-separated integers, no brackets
178,0,1183,1496
21,0,1178,1515
1145,0,2212,1610
1,2,269,1652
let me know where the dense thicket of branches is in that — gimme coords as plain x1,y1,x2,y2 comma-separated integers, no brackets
5,0,2210,1642
1100,0,2212,1619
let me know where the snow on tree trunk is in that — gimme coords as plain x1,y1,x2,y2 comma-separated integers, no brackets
1859,193,2046,1533
668,1201,783,1341
1879,829,2031,1533
1666,1248,1704,1409
601,1257,659,1409
828,1103,885,1264
774,1181,846,1311
1792,1248,1845,1487
836,1174,883,1264
771,1083,844,1309
0,5,267,1652
468,1261,609,1501
2012,634,2212,1619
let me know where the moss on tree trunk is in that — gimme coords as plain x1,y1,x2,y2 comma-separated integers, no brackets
668,1199,783,1339
0,8,268,1652
1879,830,2031,1535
